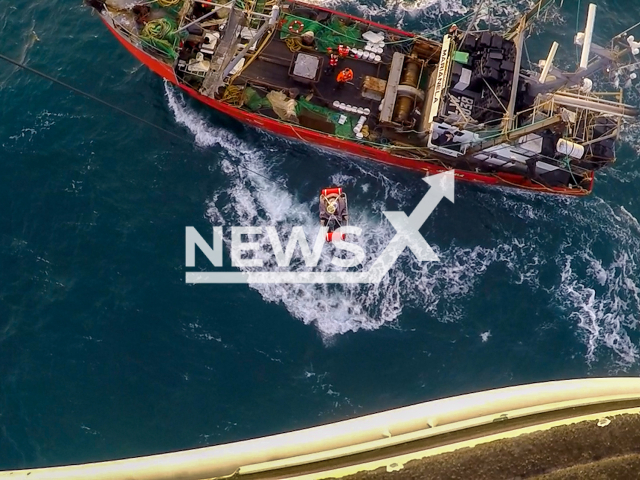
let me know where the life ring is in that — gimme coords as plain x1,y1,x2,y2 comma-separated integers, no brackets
288,20,304,35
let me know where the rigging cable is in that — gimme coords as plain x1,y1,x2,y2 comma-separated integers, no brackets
575,0,582,64
0,52,281,185
0,49,586,189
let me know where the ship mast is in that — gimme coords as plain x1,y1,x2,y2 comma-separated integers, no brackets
501,0,559,131
529,3,634,97
502,2,640,134
501,15,524,132
200,0,279,97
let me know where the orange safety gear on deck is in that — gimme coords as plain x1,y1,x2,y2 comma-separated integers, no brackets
288,19,305,34
336,68,353,83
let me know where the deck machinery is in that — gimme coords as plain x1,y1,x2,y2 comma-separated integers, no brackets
87,0,640,195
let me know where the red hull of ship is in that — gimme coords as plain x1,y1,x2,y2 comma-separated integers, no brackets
102,10,593,197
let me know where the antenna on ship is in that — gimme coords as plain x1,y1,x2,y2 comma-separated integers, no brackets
525,3,639,102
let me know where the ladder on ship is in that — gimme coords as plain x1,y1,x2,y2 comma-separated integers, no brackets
202,6,243,93
201,0,275,96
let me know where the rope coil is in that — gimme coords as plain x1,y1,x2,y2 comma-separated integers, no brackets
158,0,181,7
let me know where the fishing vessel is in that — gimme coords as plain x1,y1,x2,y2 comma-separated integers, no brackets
85,0,640,195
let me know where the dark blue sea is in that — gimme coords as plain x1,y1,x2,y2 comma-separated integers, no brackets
2,0,640,470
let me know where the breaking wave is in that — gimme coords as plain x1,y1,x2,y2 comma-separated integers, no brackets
162,0,638,361
477,187,640,369
294,0,561,38
553,199,640,368
166,85,543,339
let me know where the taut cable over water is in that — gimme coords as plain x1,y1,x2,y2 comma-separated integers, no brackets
0,52,279,184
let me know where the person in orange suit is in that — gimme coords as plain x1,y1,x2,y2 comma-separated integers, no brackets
325,47,340,74
335,68,353,89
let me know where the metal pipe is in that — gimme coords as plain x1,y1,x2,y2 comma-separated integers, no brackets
221,15,273,78
177,1,233,33
580,4,597,69
468,114,563,155
548,93,639,118
502,17,525,131
538,41,558,83
194,0,233,6
528,52,616,96
581,131,618,147
244,11,274,19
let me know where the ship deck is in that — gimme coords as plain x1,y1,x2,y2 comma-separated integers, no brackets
235,34,386,114
166,0,612,193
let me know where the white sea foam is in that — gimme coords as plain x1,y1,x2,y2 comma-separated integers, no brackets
621,206,640,233
80,425,100,436
296,0,560,41
7,110,76,144
557,251,640,367
621,122,640,155
544,196,640,368
473,179,640,369
165,85,545,338
164,68,640,368
300,0,466,19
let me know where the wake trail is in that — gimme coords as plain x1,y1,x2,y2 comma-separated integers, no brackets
165,85,545,340
162,0,638,364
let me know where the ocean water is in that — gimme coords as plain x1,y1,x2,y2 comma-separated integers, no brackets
1,0,640,470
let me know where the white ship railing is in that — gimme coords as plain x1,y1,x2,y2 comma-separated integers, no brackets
3,378,640,480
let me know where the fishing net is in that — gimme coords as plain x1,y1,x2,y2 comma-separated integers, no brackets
317,17,363,52
140,17,185,59
266,91,299,123
279,15,363,52
294,97,329,117
243,87,271,111
155,0,185,15
330,112,357,138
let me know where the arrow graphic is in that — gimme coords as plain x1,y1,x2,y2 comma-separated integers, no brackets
186,171,454,284
363,170,454,283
